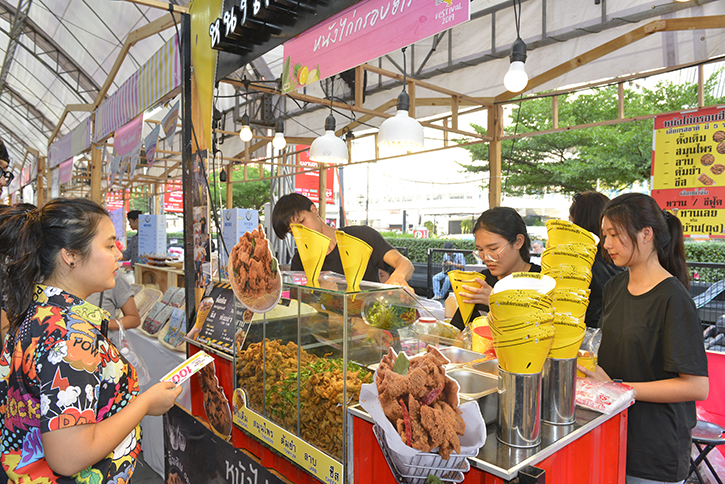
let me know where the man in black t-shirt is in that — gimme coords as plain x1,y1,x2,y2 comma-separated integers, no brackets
272,193,414,288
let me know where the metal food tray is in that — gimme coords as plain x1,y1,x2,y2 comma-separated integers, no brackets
372,424,473,484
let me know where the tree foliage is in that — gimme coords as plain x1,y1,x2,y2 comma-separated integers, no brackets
459,71,725,196
209,165,271,210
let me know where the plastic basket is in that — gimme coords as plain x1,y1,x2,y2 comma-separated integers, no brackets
372,424,474,484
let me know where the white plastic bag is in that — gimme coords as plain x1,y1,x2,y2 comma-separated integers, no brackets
116,319,150,385
575,379,635,415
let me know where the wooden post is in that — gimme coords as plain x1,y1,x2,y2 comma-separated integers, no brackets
355,65,364,108
408,81,416,119
90,143,103,203
226,162,233,209
618,82,625,119
36,156,46,206
553,96,559,130
451,95,459,131
698,64,705,108
488,104,503,209
318,163,327,220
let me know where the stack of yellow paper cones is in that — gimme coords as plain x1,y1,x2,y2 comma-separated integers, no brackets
290,223,330,288
542,220,598,358
487,272,557,374
335,230,372,293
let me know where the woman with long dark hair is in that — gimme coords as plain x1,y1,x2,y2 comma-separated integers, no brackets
450,207,540,329
568,191,624,328
580,192,708,484
0,198,181,483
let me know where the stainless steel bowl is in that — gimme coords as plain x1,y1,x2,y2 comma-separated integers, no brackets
438,346,486,364
448,369,499,424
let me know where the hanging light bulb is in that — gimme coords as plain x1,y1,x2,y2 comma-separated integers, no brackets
504,37,528,93
310,114,349,162
377,47,424,152
504,0,528,93
219,167,227,182
272,119,287,150
378,90,424,150
239,113,253,142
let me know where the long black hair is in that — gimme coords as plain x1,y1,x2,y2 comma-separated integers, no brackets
0,198,108,330
474,207,532,263
601,193,688,289
570,191,610,237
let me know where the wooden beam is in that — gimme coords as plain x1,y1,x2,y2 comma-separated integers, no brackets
225,78,483,139
361,63,492,106
121,0,188,13
495,15,725,104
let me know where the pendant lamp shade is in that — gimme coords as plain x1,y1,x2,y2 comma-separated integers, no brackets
310,114,348,162
377,90,424,151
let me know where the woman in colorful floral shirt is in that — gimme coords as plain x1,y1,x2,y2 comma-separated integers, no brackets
0,199,181,483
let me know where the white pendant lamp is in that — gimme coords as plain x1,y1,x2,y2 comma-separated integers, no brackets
377,47,424,151
310,114,348,162
239,113,253,142
272,119,286,150
310,78,349,163
503,0,528,93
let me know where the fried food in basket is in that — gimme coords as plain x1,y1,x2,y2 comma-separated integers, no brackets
376,347,465,460
229,225,281,311
236,339,373,459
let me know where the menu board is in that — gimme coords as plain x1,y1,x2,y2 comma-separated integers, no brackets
196,282,235,353
651,106,725,237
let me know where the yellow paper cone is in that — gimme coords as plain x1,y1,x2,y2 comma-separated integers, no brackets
335,230,373,292
290,223,330,287
449,270,482,326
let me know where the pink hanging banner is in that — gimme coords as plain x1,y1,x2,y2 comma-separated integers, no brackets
114,115,143,157
164,179,184,213
281,0,470,94
59,159,73,184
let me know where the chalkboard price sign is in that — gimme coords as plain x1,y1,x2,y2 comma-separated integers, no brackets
196,282,236,353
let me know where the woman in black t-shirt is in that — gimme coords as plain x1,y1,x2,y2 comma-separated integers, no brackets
450,207,540,330
579,193,708,484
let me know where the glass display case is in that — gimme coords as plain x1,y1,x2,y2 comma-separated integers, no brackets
232,271,436,478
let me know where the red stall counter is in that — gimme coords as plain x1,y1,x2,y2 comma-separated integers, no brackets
349,404,630,484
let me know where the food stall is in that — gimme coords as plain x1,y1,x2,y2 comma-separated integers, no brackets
23,1,723,483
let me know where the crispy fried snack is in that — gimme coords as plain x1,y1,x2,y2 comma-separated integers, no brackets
376,347,466,460
236,339,373,459
229,225,280,302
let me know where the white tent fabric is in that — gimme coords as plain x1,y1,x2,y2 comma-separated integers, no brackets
0,0,724,173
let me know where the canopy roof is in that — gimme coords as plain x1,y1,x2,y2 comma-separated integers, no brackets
0,0,724,182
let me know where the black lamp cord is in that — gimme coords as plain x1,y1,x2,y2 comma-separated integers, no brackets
402,47,408,92
513,0,522,39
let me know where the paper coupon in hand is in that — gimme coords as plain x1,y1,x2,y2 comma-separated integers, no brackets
161,350,214,386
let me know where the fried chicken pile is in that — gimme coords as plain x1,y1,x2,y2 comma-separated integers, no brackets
236,339,373,459
229,224,279,299
376,347,465,460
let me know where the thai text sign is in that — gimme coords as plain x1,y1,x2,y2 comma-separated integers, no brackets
281,0,470,93
652,106,725,237
294,145,334,204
